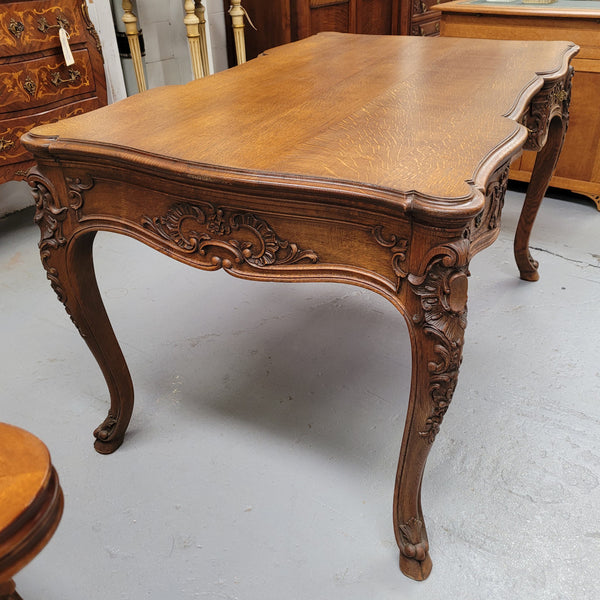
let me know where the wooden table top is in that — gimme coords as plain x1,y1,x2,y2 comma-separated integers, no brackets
24,33,577,219
0,423,52,536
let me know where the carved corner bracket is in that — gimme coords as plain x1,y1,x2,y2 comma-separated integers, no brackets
28,171,94,336
522,66,574,152
142,202,319,271
465,161,511,243
408,239,470,444
372,226,409,292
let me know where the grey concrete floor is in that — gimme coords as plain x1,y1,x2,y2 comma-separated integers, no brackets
1,182,599,600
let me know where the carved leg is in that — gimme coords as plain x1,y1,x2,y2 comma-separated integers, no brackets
514,116,567,281
31,178,134,454
394,253,469,580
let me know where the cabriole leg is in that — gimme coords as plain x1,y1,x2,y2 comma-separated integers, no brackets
515,114,568,281
31,177,134,454
394,256,469,580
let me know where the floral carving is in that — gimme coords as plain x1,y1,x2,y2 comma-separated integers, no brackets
29,171,89,336
485,163,509,231
522,67,573,152
466,162,510,241
31,178,69,303
408,240,469,444
66,175,94,215
398,517,429,561
372,226,409,291
142,202,319,269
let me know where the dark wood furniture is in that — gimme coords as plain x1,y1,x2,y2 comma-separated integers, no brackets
22,33,577,580
0,423,63,600
0,0,107,186
223,0,449,63
435,0,600,210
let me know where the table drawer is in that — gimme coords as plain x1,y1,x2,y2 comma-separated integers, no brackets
412,0,444,18
0,48,96,114
411,15,441,36
0,96,103,167
0,1,87,58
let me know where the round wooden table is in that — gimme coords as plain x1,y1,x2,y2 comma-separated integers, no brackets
0,423,63,599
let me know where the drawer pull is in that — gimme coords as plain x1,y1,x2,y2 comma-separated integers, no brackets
0,137,15,153
37,15,70,34
24,76,37,96
9,18,25,39
50,68,81,87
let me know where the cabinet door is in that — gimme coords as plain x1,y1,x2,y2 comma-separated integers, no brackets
222,0,399,64
294,0,356,40
356,0,398,34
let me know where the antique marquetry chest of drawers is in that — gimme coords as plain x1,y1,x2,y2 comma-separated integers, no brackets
0,0,107,185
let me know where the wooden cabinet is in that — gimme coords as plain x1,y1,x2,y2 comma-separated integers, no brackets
224,0,449,64
0,0,107,185
436,0,600,210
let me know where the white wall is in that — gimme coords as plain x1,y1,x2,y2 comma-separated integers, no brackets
112,0,230,92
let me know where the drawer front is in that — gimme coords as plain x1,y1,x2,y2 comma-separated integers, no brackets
1,48,96,114
1,1,86,58
412,0,444,18
0,96,103,167
411,16,440,36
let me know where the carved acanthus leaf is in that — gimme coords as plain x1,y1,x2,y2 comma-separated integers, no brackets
409,241,469,444
465,162,510,241
28,171,87,336
522,67,573,152
142,202,319,269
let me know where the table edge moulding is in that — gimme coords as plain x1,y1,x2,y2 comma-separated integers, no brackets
434,0,600,210
19,33,578,581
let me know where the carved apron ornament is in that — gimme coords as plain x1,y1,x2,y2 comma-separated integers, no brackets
142,202,319,269
372,225,409,292
522,67,574,152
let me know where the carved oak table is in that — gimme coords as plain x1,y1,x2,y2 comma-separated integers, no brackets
21,33,577,580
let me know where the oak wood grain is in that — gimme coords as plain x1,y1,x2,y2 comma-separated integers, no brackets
22,33,577,581
0,423,63,597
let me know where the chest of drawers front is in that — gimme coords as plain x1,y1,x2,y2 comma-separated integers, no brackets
0,0,107,184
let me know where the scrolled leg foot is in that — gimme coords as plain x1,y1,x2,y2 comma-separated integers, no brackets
516,249,540,282
93,412,125,454
398,517,432,580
